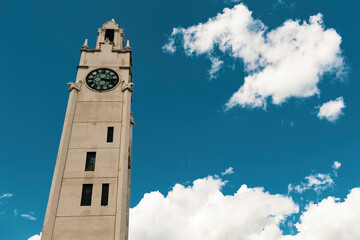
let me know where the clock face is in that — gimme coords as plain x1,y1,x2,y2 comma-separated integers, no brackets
85,68,119,91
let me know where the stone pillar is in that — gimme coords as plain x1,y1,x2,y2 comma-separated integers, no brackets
41,82,81,240
115,80,133,240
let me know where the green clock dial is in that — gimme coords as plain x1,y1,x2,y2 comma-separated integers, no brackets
86,68,119,91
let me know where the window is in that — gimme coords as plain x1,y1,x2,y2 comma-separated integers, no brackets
128,147,131,169
85,152,96,171
101,184,109,206
81,184,93,206
107,127,114,143
105,29,115,42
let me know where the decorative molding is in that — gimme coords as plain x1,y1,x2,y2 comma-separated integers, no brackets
81,49,101,53
99,41,115,46
67,81,82,92
121,80,134,92
111,49,127,53
77,65,89,69
119,66,131,69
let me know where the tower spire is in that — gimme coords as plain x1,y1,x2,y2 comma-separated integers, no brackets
125,40,132,51
81,39,88,49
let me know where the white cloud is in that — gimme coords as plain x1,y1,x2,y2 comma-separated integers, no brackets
332,161,342,177
0,193,38,222
30,170,359,240
0,193,13,207
28,233,41,240
209,56,224,80
21,213,37,221
306,174,334,192
129,176,298,240
162,38,176,54
317,97,345,122
288,173,334,194
288,161,342,194
0,193,13,200
284,188,360,240
333,161,342,170
163,3,345,110
129,175,360,240
221,167,234,176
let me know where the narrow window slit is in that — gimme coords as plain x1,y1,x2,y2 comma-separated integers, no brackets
101,184,109,206
107,127,114,143
81,184,93,206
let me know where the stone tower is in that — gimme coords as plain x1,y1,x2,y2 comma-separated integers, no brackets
41,19,134,240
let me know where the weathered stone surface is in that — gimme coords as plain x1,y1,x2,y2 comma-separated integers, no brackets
41,19,133,240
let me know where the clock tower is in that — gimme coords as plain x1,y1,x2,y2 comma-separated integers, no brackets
41,19,134,240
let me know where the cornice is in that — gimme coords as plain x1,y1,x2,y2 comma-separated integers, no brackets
80,48,132,54
80,49,101,53
77,65,89,69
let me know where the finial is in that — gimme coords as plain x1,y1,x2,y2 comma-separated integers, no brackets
81,39,88,49
111,18,115,22
125,40,132,51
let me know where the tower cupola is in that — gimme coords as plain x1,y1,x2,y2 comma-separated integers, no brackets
96,19,125,50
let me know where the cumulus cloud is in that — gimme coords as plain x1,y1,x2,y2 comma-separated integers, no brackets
221,167,234,176
130,176,297,240
29,168,360,240
28,233,41,240
317,97,345,122
284,188,360,240
129,174,360,240
163,3,345,110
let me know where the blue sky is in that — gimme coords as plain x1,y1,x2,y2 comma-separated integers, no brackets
0,0,359,239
